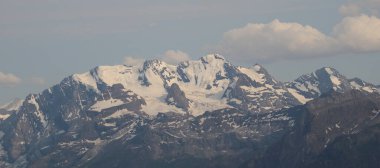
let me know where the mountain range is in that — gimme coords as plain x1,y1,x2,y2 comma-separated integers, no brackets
0,54,379,168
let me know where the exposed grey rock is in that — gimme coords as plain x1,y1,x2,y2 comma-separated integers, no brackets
165,83,190,111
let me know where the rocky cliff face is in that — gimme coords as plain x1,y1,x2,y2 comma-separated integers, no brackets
165,83,190,110
308,124,380,168
246,90,380,168
0,55,379,168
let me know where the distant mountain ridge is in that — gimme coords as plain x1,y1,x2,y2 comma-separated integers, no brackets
286,67,379,102
0,54,379,168
48,54,380,116
0,98,23,121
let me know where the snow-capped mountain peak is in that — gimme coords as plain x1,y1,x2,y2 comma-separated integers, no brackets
68,54,305,116
286,67,379,102
286,67,347,100
69,55,237,116
236,63,278,84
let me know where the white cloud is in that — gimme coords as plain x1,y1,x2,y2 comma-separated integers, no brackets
123,56,145,66
161,50,190,64
214,15,380,63
0,72,21,87
215,19,337,62
334,15,380,52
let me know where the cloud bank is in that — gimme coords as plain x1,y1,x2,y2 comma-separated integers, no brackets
161,50,190,65
334,15,380,52
214,14,380,63
0,72,21,87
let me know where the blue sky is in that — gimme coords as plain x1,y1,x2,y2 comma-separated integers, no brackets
0,0,380,104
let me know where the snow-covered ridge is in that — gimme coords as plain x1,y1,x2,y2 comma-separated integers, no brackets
71,54,289,115
349,78,379,93
71,54,236,116
69,55,379,116
286,67,379,102
13,54,376,118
